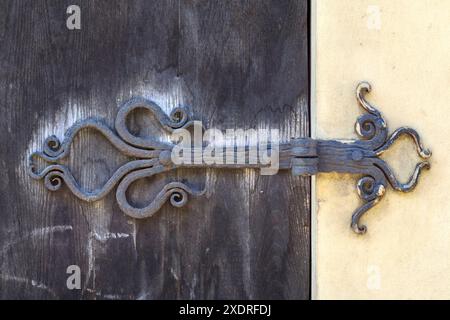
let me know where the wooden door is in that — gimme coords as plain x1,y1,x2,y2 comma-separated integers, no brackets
0,0,310,299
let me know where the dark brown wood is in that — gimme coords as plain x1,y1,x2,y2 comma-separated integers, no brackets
0,0,310,299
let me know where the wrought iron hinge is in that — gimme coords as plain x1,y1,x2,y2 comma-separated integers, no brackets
28,82,431,234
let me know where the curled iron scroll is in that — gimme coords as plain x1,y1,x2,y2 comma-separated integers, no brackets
349,82,431,234
28,98,204,219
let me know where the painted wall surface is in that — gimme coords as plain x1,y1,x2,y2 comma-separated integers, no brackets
315,0,450,299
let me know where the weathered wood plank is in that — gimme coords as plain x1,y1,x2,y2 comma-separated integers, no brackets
0,0,309,299
172,0,310,299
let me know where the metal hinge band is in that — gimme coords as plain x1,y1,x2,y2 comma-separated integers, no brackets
28,81,431,234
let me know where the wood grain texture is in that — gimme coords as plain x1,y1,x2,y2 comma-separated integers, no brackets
0,0,310,299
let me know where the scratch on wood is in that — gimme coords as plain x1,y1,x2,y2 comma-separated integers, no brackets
129,220,138,253
83,230,131,295
0,274,58,299
240,168,255,299
93,231,130,242
1,225,73,255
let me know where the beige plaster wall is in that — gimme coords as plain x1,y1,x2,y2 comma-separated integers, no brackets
314,0,450,299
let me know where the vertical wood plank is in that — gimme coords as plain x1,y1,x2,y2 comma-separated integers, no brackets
176,0,310,299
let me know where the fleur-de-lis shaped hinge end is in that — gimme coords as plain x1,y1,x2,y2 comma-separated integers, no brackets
346,82,431,234
288,81,431,234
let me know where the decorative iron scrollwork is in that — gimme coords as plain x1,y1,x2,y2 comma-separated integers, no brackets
294,82,431,234
28,82,431,234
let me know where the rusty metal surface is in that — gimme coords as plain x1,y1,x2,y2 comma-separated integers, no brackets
28,81,431,234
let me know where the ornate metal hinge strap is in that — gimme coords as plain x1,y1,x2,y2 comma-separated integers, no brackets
28,82,431,234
